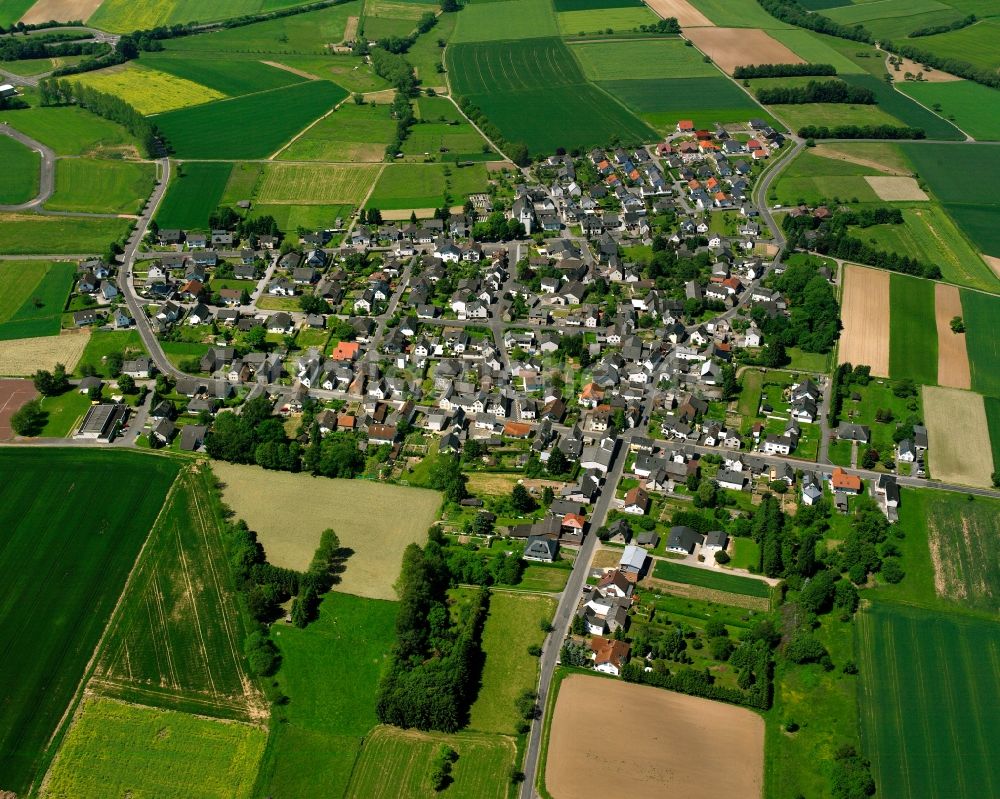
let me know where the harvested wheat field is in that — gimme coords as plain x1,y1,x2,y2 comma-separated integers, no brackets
982,254,1000,280
546,675,764,799
923,386,993,488
20,0,103,23
0,330,89,376
685,27,802,74
934,283,971,389
838,265,890,376
212,462,440,599
864,176,929,202
644,0,713,27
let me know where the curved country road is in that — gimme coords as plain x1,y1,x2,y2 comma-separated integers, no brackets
0,125,55,211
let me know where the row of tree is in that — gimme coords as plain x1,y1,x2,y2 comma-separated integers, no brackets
882,38,1000,90
909,14,976,38
734,62,836,79
0,33,105,61
756,0,873,43
756,80,875,105
797,124,926,140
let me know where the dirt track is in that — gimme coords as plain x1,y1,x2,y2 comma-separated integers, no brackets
546,675,764,799
934,283,971,389
643,0,713,27
923,386,992,488
838,265,890,376
685,27,803,74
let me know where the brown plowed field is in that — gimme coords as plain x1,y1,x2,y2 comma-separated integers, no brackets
934,283,970,389
0,379,38,439
838,265,890,376
923,385,993,488
546,675,764,799
685,27,803,74
644,0,713,27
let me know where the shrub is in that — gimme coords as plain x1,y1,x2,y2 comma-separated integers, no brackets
244,631,279,676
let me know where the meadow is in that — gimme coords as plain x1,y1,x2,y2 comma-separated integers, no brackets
841,73,964,140
155,80,346,159
891,18,1000,75
250,202,354,233
452,0,558,42
92,467,262,719
367,162,488,210
142,52,308,96
0,449,179,796
90,0,325,32
773,102,906,131
960,289,1000,397
0,133,40,205
570,38,719,81
42,697,266,799
402,118,494,162
0,0,34,25
651,560,772,598
345,727,515,799
77,63,226,115
923,385,993,487
0,212,132,255
0,104,136,156
157,162,234,230
0,259,75,341
773,149,883,205
406,10,456,85
468,591,556,735
900,80,1000,142
279,102,396,162
987,397,1000,474
858,603,1000,799
557,5,657,35
688,0,792,27
47,158,155,214
73,329,146,377
887,272,937,385
256,162,380,204
254,592,398,798
766,28,865,74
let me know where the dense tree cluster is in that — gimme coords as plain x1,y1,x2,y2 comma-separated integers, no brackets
427,453,469,503
734,63,836,78
0,33,107,61
909,14,976,38
756,0,874,43
370,48,416,94
638,17,680,34
756,80,874,105
10,399,45,436
444,545,525,587
471,211,525,242
376,534,489,731
796,124,925,140
32,363,70,396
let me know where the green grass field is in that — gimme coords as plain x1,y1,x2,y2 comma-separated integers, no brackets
774,102,906,132
406,11,456,84
43,697,266,799
452,0,557,42
220,162,263,204
36,389,94,437
90,0,326,32
738,368,764,417
0,213,131,255
157,162,234,230
142,53,308,96
47,158,155,214
518,564,571,591
0,449,179,795
825,0,953,25
250,202,354,233
0,0,35,26
570,38,719,81
888,272,937,385
841,73,964,140
254,592,397,798
367,162,487,210
345,726,515,799
92,467,260,719
892,18,1000,75
858,603,1000,799
155,80,346,159
554,0,645,9
469,592,556,734
256,162,379,204
773,149,883,205
986,397,1000,475
0,260,75,340
899,80,1000,142
651,560,772,598
842,378,923,455
766,28,866,74
0,133,40,205
279,102,396,162
960,289,1000,397
0,104,136,156
557,5,656,34
688,0,793,27
74,329,146,377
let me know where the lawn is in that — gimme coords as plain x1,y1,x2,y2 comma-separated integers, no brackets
155,80,347,159
279,101,396,162
250,202,354,233
960,289,1000,397
141,52,308,96
212,462,440,598
469,591,557,734
256,162,380,204
900,80,1000,142
0,449,179,796
43,697,266,799
557,5,657,35
0,213,132,255
651,560,772,598
786,346,831,373
519,564,571,591
74,329,147,377
254,592,397,798
345,726,515,799
157,162,234,230
47,158,155,215
828,438,853,466
0,133,40,205
92,467,261,719
888,272,937,385
570,38,719,81
728,537,760,572
738,368,764,417
0,259,75,341
367,162,488,210
0,104,135,156
452,0,557,42
857,602,1000,799
36,388,94,437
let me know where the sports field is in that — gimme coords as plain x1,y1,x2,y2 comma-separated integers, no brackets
0,212,132,255
960,289,1000,397
0,104,135,157
0,259,75,340
42,697,266,799
157,162,233,230
367,162,488,211
279,102,396,162
345,726,515,799
923,385,993,487
651,560,771,598
255,162,379,204
47,158,155,215
888,272,936,385
858,603,1000,799
452,0,557,42
469,592,556,735
92,466,263,719
838,264,890,376
0,133,40,205
570,38,718,81
900,80,1000,142
212,462,440,598
0,449,179,796
76,63,226,115
142,53,307,96
155,80,346,159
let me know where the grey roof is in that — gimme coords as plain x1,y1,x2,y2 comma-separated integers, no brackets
666,526,702,553
619,544,648,570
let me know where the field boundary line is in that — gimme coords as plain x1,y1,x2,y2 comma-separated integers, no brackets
269,90,353,160
32,469,185,798
345,162,386,235
148,78,323,119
